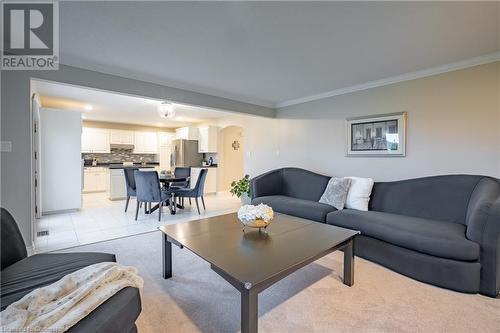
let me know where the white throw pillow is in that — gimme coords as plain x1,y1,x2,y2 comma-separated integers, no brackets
345,177,374,211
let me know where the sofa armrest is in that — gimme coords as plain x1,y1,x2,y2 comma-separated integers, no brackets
250,169,283,199
68,287,141,333
467,197,500,297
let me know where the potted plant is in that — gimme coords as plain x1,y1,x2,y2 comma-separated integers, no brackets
230,174,251,204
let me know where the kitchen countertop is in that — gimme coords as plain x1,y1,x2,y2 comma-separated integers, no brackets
84,163,159,169
191,165,218,168
108,164,156,169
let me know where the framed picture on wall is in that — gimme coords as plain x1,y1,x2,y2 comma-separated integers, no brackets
346,112,407,157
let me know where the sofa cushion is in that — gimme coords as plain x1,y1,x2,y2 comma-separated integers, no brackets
252,195,336,223
0,252,116,310
326,210,479,261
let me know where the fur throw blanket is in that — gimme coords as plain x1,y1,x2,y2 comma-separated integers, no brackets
1,262,143,332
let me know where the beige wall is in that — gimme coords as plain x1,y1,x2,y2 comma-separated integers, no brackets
235,62,500,181
218,126,245,191
82,120,175,132
498,62,500,177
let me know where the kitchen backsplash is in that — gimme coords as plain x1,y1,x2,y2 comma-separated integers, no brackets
203,153,218,164
82,148,158,164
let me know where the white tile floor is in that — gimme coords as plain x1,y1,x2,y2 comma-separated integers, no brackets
34,192,241,253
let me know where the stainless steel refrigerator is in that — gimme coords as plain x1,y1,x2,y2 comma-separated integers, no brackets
170,139,203,169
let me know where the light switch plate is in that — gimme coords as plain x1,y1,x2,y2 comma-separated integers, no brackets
0,141,12,152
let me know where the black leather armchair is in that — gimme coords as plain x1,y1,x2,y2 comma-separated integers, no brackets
0,208,142,332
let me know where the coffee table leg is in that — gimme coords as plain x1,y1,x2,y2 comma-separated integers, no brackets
343,238,354,286
241,289,258,333
162,233,172,279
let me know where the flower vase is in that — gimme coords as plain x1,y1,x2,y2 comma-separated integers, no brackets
240,193,251,205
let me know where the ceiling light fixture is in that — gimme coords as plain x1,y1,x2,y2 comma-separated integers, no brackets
157,101,175,119
83,104,93,111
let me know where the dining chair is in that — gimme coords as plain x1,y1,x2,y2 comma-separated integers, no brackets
170,167,191,188
171,168,208,214
134,171,172,221
170,167,191,206
123,168,139,212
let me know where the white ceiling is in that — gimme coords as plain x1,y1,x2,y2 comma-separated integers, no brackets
59,2,499,108
33,80,243,128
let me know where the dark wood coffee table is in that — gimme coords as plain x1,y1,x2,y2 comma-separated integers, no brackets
159,213,359,333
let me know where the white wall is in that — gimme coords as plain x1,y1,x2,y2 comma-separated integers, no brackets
1,65,274,246
238,62,500,181
40,108,83,213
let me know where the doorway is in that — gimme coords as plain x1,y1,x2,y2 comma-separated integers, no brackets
29,79,243,252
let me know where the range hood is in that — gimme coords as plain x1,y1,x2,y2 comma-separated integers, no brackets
110,143,135,150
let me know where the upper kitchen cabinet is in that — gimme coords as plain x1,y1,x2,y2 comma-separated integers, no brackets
134,131,158,154
158,132,174,171
110,130,134,145
198,126,218,153
81,128,110,153
158,132,174,147
175,126,199,140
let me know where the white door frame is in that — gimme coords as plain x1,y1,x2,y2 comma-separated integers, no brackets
30,92,42,249
32,93,42,220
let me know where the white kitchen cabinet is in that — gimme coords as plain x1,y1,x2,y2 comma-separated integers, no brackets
190,167,217,194
110,130,134,145
108,169,127,200
81,128,91,153
108,167,154,200
159,146,172,171
159,132,174,147
158,132,173,171
134,131,158,154
81,128,110,153
198,126,218,153
175,126,199,140
83,167,108,193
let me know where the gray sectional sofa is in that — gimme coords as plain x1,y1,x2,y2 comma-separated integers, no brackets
251,167,500,297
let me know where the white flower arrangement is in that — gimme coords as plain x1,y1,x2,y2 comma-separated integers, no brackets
238,204,274,225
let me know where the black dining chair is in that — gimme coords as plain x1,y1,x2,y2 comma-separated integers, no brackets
134,171,172,221
172,168,208,214
123,168,139,212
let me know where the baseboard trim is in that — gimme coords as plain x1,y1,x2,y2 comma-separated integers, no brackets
42,208,79,215
27,245,35,256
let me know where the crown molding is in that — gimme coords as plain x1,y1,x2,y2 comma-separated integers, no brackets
276,52,500,109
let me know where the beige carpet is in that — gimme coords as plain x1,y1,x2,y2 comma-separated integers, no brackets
64,230,500,333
